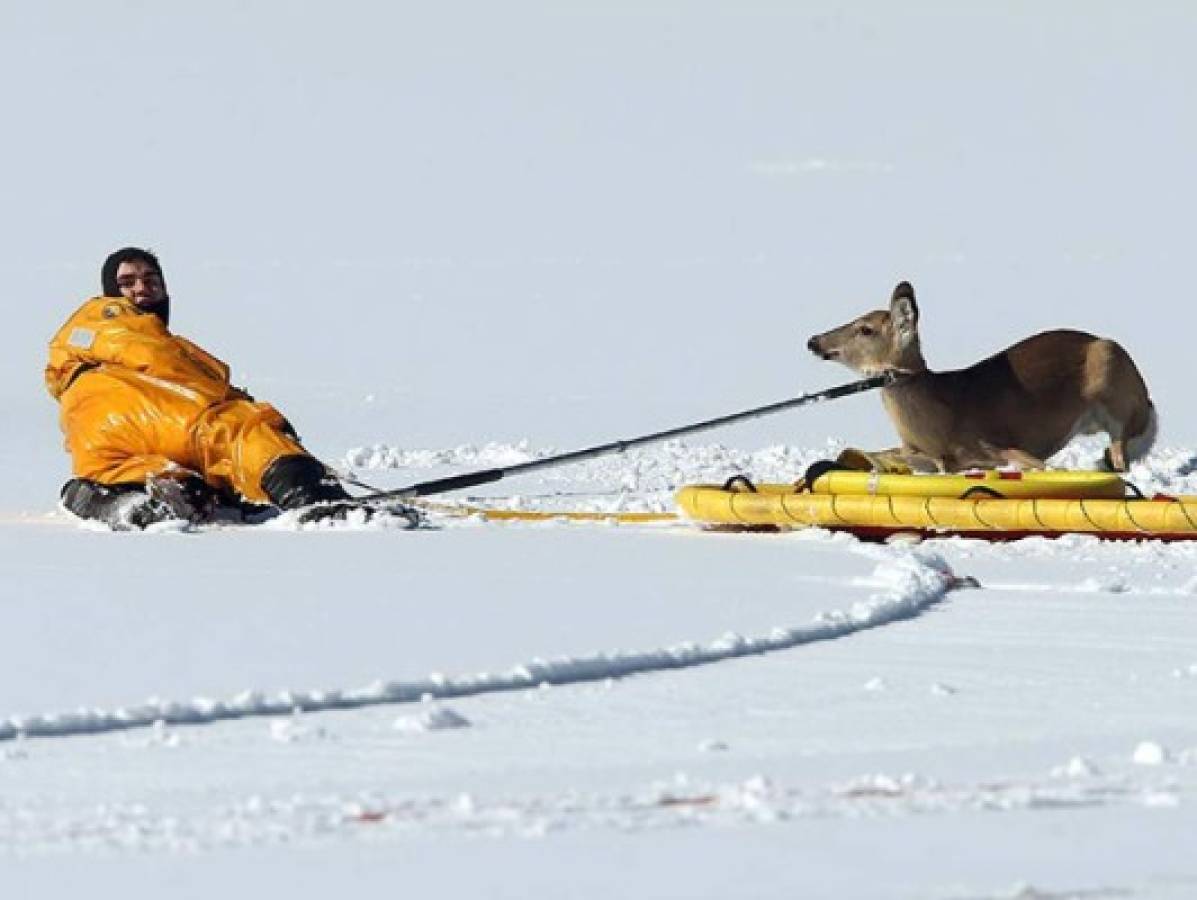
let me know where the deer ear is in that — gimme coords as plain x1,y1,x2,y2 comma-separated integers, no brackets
891,281,917,308
890,282,919,345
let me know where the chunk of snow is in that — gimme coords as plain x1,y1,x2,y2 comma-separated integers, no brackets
1132,741,1169,765
1050,756,1100,779
393,705,471,733
269,715,331,744
1077,574,1130,593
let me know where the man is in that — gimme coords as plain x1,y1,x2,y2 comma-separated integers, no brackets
45,247,405,529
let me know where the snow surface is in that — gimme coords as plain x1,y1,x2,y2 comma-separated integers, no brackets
5,3,1197,898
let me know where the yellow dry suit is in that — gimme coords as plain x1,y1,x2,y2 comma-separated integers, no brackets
46,296,311,504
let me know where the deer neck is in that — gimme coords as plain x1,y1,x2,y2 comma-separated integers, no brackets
886,339,928,376
880,353,943,456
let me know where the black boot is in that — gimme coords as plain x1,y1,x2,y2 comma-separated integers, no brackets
260,455,423,527
261,455,352,509
61,475,218,530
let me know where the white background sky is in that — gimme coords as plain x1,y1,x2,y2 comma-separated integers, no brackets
4,2,1196,504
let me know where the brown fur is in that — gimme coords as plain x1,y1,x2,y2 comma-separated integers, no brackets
806,281,1156,472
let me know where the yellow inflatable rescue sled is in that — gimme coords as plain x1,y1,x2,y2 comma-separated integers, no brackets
807,469,1127,500
675,470,1197,542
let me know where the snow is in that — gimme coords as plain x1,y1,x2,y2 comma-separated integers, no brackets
6,3,1197,898
0,536,961,740
6,457,1197,898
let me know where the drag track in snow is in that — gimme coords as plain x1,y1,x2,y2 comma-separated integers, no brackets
0,548,969,743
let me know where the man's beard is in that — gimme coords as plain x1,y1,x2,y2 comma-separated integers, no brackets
137,294,171,326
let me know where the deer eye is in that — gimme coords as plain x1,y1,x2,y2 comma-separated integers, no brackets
856,324,875,337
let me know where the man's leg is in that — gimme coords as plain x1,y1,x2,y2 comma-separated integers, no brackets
57,371,219,528
195,401,350,507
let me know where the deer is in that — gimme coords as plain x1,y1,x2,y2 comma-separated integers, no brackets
805,281,1156,473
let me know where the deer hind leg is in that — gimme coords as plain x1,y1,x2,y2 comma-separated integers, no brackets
1103,405,1156,472
1083,340,1157,472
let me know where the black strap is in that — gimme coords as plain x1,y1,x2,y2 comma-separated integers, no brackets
722,475,757,493
802,459,854,488
62,362,100,392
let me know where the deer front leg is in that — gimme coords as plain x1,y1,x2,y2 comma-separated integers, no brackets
1000,447,1048,470
896,447,944,473
836,446,939,474
970,440,1047,471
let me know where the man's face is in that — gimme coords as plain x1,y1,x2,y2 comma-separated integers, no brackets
114,260,166,308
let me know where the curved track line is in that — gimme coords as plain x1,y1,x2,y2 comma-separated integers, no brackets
0,551,970,743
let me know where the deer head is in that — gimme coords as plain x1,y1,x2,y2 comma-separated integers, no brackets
806,281,925,376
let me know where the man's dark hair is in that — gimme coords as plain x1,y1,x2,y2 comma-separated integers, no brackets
101,246,163,296
101,246,170,324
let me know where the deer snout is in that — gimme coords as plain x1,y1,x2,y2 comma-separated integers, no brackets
807,336,838,360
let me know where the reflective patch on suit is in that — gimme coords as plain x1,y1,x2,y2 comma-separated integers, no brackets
102,303,123,319
129,370,203,403
68,327,95,350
